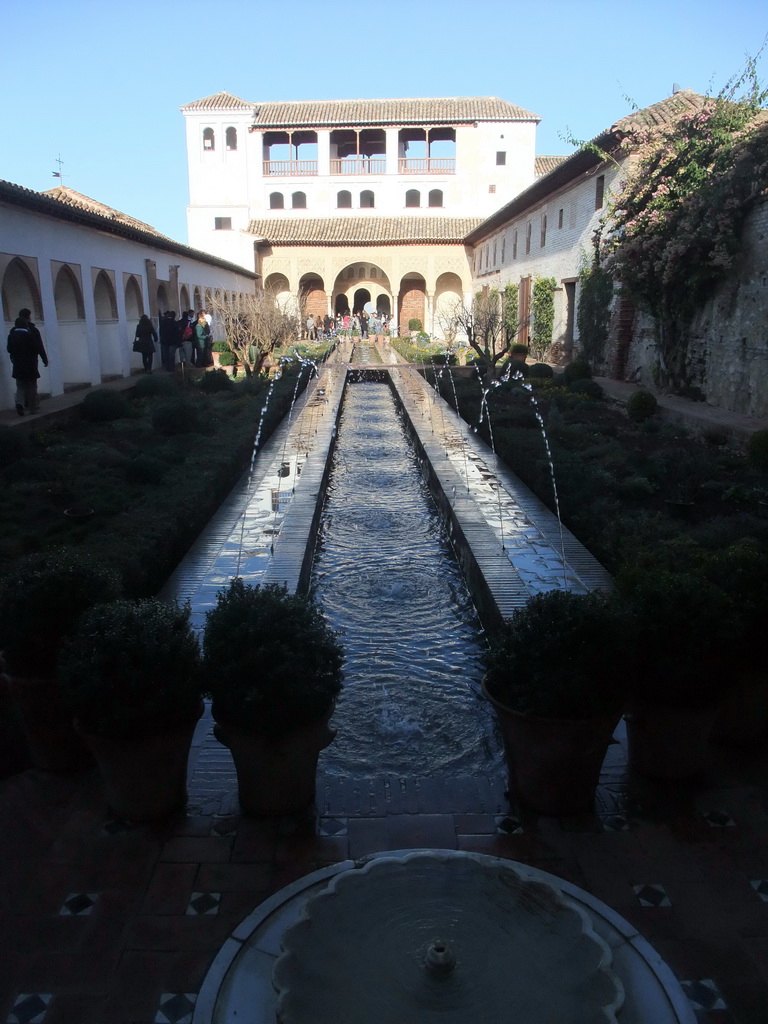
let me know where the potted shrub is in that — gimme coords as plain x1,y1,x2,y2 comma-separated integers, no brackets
59,599,203,821
618,568,737,779
0,549,122,770
482,589,627,815
201,579,344,817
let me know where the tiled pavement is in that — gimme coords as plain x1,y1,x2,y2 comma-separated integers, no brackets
2,720,768,1023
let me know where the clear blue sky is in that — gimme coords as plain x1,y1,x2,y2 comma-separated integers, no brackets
3,0,766,244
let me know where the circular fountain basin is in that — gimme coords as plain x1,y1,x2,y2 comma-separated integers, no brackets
273,852,623,1023
192,850,696,1024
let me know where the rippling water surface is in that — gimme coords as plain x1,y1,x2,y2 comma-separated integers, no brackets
313,381,504,776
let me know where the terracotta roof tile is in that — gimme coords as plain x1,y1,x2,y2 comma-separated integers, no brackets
180,91,255,111
250,97,538,128
611,89,708,133
43,186,169,238
248,216,483,245
535,155,568,176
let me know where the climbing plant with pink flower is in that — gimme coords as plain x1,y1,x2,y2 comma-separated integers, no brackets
604,56,768,387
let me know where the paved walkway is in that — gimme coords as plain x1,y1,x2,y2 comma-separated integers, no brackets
2,363,768,1023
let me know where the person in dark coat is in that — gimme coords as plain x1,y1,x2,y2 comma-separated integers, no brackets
194,312,213,367
133,315,158,373
7,316,48,415
159,310,179,372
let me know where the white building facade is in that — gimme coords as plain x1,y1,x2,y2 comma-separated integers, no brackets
0,182,258,412
181,93,541,328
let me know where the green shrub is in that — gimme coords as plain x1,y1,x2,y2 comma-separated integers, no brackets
212,340,230,353
199,369,235,393
527,362,554,379
510,343,529,358
626,389,658,423
202,579,344,737
0,549,122,676
747,429,768,471
217,350,235,366
134,373,179,398
60,599,202,738
80,389,130,422
568,378,604,399
408,318,423,331
562,357,592,383
617,475,656,500
484,590,628,718
151,399,201,435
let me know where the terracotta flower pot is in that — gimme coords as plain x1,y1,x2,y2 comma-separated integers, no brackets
75,701,204,821
8,674,93,772
214,707,336,817
625,698,719,780
482,679,620,816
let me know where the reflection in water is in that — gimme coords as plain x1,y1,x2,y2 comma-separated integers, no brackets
313,381,503,776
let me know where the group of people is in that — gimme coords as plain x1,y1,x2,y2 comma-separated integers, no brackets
134,310,213,373
303,310,396,343
6,308,48,416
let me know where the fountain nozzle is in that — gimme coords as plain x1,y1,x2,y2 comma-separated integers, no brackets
424,940,456,977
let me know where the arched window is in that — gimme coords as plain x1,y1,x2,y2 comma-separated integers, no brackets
203,127,215,151
428,189,443,208
370,268,377,279
360,190,374,209
269,192,284,210
405,189,420,208
347,267,355,279
292,191,307,209
337,190,352,208
225,127,237,151
540,214,547,248
358,267,365,278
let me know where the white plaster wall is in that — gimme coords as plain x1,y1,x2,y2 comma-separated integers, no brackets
469,160,624,353
0,202,257,411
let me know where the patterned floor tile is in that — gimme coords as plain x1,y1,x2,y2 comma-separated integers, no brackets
495,814,523,835
702,810,736,828
318,817,348,837
750,879,768,902
7,993,52,1024
155,992,197,1024
186,892,221,916
58,892,98,916
679,979,727,1010
633,883,672,907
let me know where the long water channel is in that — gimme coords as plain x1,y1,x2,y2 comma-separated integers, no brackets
313,378,504,777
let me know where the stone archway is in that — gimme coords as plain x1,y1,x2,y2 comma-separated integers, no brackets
54,265,89,385
434,272,463,341
398,273,426,332
94,270,121,379
333,262,391,319
1,257,42,323
299,274,326,320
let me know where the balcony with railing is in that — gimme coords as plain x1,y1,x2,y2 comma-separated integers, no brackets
263,161,318,176
399,158,455,174
330,158,387,175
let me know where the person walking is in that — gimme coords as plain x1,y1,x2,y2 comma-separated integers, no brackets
7,316,48,415
133,314,157,373
195,311,213,367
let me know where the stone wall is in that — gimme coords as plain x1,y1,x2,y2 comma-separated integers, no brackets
619,197,768,418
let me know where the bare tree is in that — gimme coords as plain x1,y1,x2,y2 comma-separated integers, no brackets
442,286,524,386
209,289,299,376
